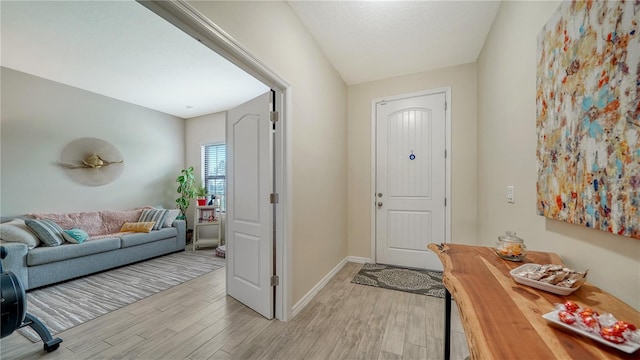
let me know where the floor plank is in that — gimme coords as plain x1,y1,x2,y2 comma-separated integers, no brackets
380,291,410,356
1,261,470,360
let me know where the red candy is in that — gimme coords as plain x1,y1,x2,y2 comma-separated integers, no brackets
578,308,598,319
563,301,579,313
600,326,626,344
558,310,576,324
614,321,636,332
581,315,599,330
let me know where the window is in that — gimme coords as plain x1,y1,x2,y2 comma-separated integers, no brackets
203,144,226,211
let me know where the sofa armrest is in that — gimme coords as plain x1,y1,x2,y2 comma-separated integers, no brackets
0,242,29,289
172,219,186,248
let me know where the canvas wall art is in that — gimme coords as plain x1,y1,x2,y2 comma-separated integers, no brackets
536,1,640,239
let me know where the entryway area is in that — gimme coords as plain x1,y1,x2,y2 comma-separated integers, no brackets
372,89,451,271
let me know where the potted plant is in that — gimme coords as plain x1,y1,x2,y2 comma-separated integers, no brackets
175,166,196,223
195,183,208,206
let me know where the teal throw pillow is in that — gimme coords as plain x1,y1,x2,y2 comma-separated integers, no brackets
62,228,89,244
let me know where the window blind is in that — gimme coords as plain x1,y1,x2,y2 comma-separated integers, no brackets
203,144,226,211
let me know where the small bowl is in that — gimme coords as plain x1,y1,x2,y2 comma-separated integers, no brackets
496,231,527,261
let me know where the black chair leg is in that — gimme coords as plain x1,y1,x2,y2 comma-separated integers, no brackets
23,313,63,352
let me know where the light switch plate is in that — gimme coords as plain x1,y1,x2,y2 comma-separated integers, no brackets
507,186,515,204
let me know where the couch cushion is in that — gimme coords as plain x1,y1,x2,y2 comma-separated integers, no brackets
0,219,40,249
120,228,176,248
89,232,130,240
27,237,121,266
25,219,65,247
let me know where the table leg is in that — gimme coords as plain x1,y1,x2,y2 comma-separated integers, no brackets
444,288,451,360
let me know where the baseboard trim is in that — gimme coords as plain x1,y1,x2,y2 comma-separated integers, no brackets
291,257,348,318
346,256,371,264
291,255,374,318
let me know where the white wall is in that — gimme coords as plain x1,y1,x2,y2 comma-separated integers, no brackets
347,63,478,258
187,1,348,305
185,111,226,239
1,67,185,216
477,2,640,309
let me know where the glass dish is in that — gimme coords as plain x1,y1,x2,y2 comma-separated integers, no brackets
495,231,527,261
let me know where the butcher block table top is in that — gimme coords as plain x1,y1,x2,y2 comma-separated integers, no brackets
428,243,640,360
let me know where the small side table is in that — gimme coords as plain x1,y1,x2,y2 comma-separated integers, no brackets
193,205,221,250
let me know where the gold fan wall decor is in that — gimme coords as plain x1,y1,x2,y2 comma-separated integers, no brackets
58,137,124,186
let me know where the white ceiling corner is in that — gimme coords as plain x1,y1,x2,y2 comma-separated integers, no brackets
287,0,501,85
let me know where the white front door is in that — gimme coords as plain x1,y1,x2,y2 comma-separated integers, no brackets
375,92,447,270
226,92,274,319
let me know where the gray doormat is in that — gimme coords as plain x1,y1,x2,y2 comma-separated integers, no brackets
351,263,445,298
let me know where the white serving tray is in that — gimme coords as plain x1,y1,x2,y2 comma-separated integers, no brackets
509,263,581,296
543,310,640,354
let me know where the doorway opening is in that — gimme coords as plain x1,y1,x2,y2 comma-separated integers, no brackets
141,1,291,320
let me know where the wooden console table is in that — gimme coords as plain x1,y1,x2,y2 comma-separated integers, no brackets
428,243,640,360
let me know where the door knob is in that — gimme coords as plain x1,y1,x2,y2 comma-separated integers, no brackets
377,202,383,207
377,193,383,198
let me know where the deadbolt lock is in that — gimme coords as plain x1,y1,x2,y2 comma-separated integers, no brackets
377,193,383,198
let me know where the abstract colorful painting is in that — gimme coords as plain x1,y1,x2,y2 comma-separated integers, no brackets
536,1,640,239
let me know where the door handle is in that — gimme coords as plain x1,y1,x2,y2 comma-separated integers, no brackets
377,202,383,207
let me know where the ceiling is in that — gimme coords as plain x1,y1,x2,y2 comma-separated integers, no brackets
1,1,500,119
287,1,501,85
0,0,269,119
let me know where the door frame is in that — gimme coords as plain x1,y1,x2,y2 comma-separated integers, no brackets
139,0,292,321
370,87,452,263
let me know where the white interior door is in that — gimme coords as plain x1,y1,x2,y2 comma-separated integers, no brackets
375,92,446,270
226,92,274,319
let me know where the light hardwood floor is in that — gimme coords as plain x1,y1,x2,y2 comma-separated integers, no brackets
1,262,469,360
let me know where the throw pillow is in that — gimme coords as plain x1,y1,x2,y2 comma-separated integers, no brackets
138,209,167,231
163,209,180,228
0,219,41,249
62,228,89,244
120,222,155,233
25,219,65,247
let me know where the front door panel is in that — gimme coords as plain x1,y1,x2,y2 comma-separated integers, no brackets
376,93,446,270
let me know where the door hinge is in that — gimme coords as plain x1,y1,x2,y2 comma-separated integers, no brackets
445,149,447,158
445,101,447,111
270,193,279,204
444,198,447,206
270,275,279,286
270,111,279,122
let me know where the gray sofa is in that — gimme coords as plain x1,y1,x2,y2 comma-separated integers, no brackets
0,210,186,290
